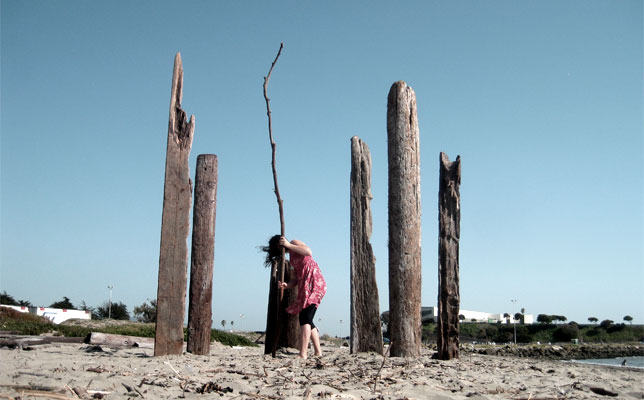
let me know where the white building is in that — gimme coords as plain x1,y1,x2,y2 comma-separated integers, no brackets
422,306,534,324
1,305,91,324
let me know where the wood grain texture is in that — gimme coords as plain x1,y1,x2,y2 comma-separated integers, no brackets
350,136,383,355
437,152,461,360
155,52,195,356
187,154,217,355
387,81,422,358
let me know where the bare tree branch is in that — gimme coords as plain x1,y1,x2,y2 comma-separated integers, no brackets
263,42,285,357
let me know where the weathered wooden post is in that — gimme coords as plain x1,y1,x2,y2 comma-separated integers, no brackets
350,136,383,355
437,152,461,360
281,271,299,349
155,52,195,356
187,154,218,355
387,81,422,358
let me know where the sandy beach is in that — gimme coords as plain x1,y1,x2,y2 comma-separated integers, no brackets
1,338,642,400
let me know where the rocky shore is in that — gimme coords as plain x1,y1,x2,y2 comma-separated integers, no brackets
462,343,643,360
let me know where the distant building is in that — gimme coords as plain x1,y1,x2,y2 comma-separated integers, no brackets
420,307,534,324
1,304,91,324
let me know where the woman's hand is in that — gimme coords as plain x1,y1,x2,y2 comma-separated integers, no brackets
277,281,288,289
279,236,291,249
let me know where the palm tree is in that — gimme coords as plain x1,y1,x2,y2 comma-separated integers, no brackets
0,291,18,305
221,320,226,330
623,315,633,325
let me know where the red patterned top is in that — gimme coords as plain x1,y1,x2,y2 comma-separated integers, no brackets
286,252,327,315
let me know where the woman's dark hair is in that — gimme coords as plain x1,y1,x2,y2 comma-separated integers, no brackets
261,234,282,268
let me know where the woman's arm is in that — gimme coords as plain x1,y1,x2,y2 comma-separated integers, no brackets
279,237,313,257
278,266,297,289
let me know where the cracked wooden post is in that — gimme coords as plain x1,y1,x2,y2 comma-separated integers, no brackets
387,81,421,358
155,52,195,356
187,154,218,355
437,152,461,360
350,136,383,355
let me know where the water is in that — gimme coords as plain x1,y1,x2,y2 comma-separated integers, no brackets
569,356,644,369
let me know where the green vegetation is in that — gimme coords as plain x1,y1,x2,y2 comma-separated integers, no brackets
210,329,257,347
420,320,644,344
0,307,54,335
132,299,157,323
95,301,130,320
0,291,31,307
49,296,75,309
0,306,257,347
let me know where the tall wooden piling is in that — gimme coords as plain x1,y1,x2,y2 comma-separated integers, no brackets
387,81,422,358
155,52,195,356
437,152,461,360
187,154,218,355
350,136,383,355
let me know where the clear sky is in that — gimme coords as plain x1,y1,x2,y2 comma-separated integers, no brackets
1,1,642,337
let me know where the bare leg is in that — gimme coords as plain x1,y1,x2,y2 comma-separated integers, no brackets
311,327,322,356
299,324,311,359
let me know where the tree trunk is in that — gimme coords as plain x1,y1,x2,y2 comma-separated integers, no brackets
280,262,299,349
350,136,383,355
437,152,461,360
187,154,218,355
155,52,195,356
387,81,422,358
264,261,279,354
265,260,298,354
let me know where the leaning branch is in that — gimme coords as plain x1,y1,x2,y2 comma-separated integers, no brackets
263,42,285,239
263,42,285,358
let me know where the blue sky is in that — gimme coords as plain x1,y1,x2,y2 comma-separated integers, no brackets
1,1,642,336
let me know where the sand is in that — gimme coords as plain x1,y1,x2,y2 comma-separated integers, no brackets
1,340,642,399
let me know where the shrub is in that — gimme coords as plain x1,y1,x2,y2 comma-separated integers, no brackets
515,325,530,343
0,291,19,306
553,324,579,342
49,297,74,309
95,301,130,320
485,325,499,339
210,329,258,347
537,314,553,324
421,323,436,343
133,299,157,323
0,306,54,335
496,329,514,343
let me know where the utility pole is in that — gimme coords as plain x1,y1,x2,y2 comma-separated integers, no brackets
511,299,517,344
108,286,114,319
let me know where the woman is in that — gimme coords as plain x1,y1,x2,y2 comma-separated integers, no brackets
264,235,327,358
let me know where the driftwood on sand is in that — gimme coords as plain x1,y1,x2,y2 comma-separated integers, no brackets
85,332,155,349
0,335,82,349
